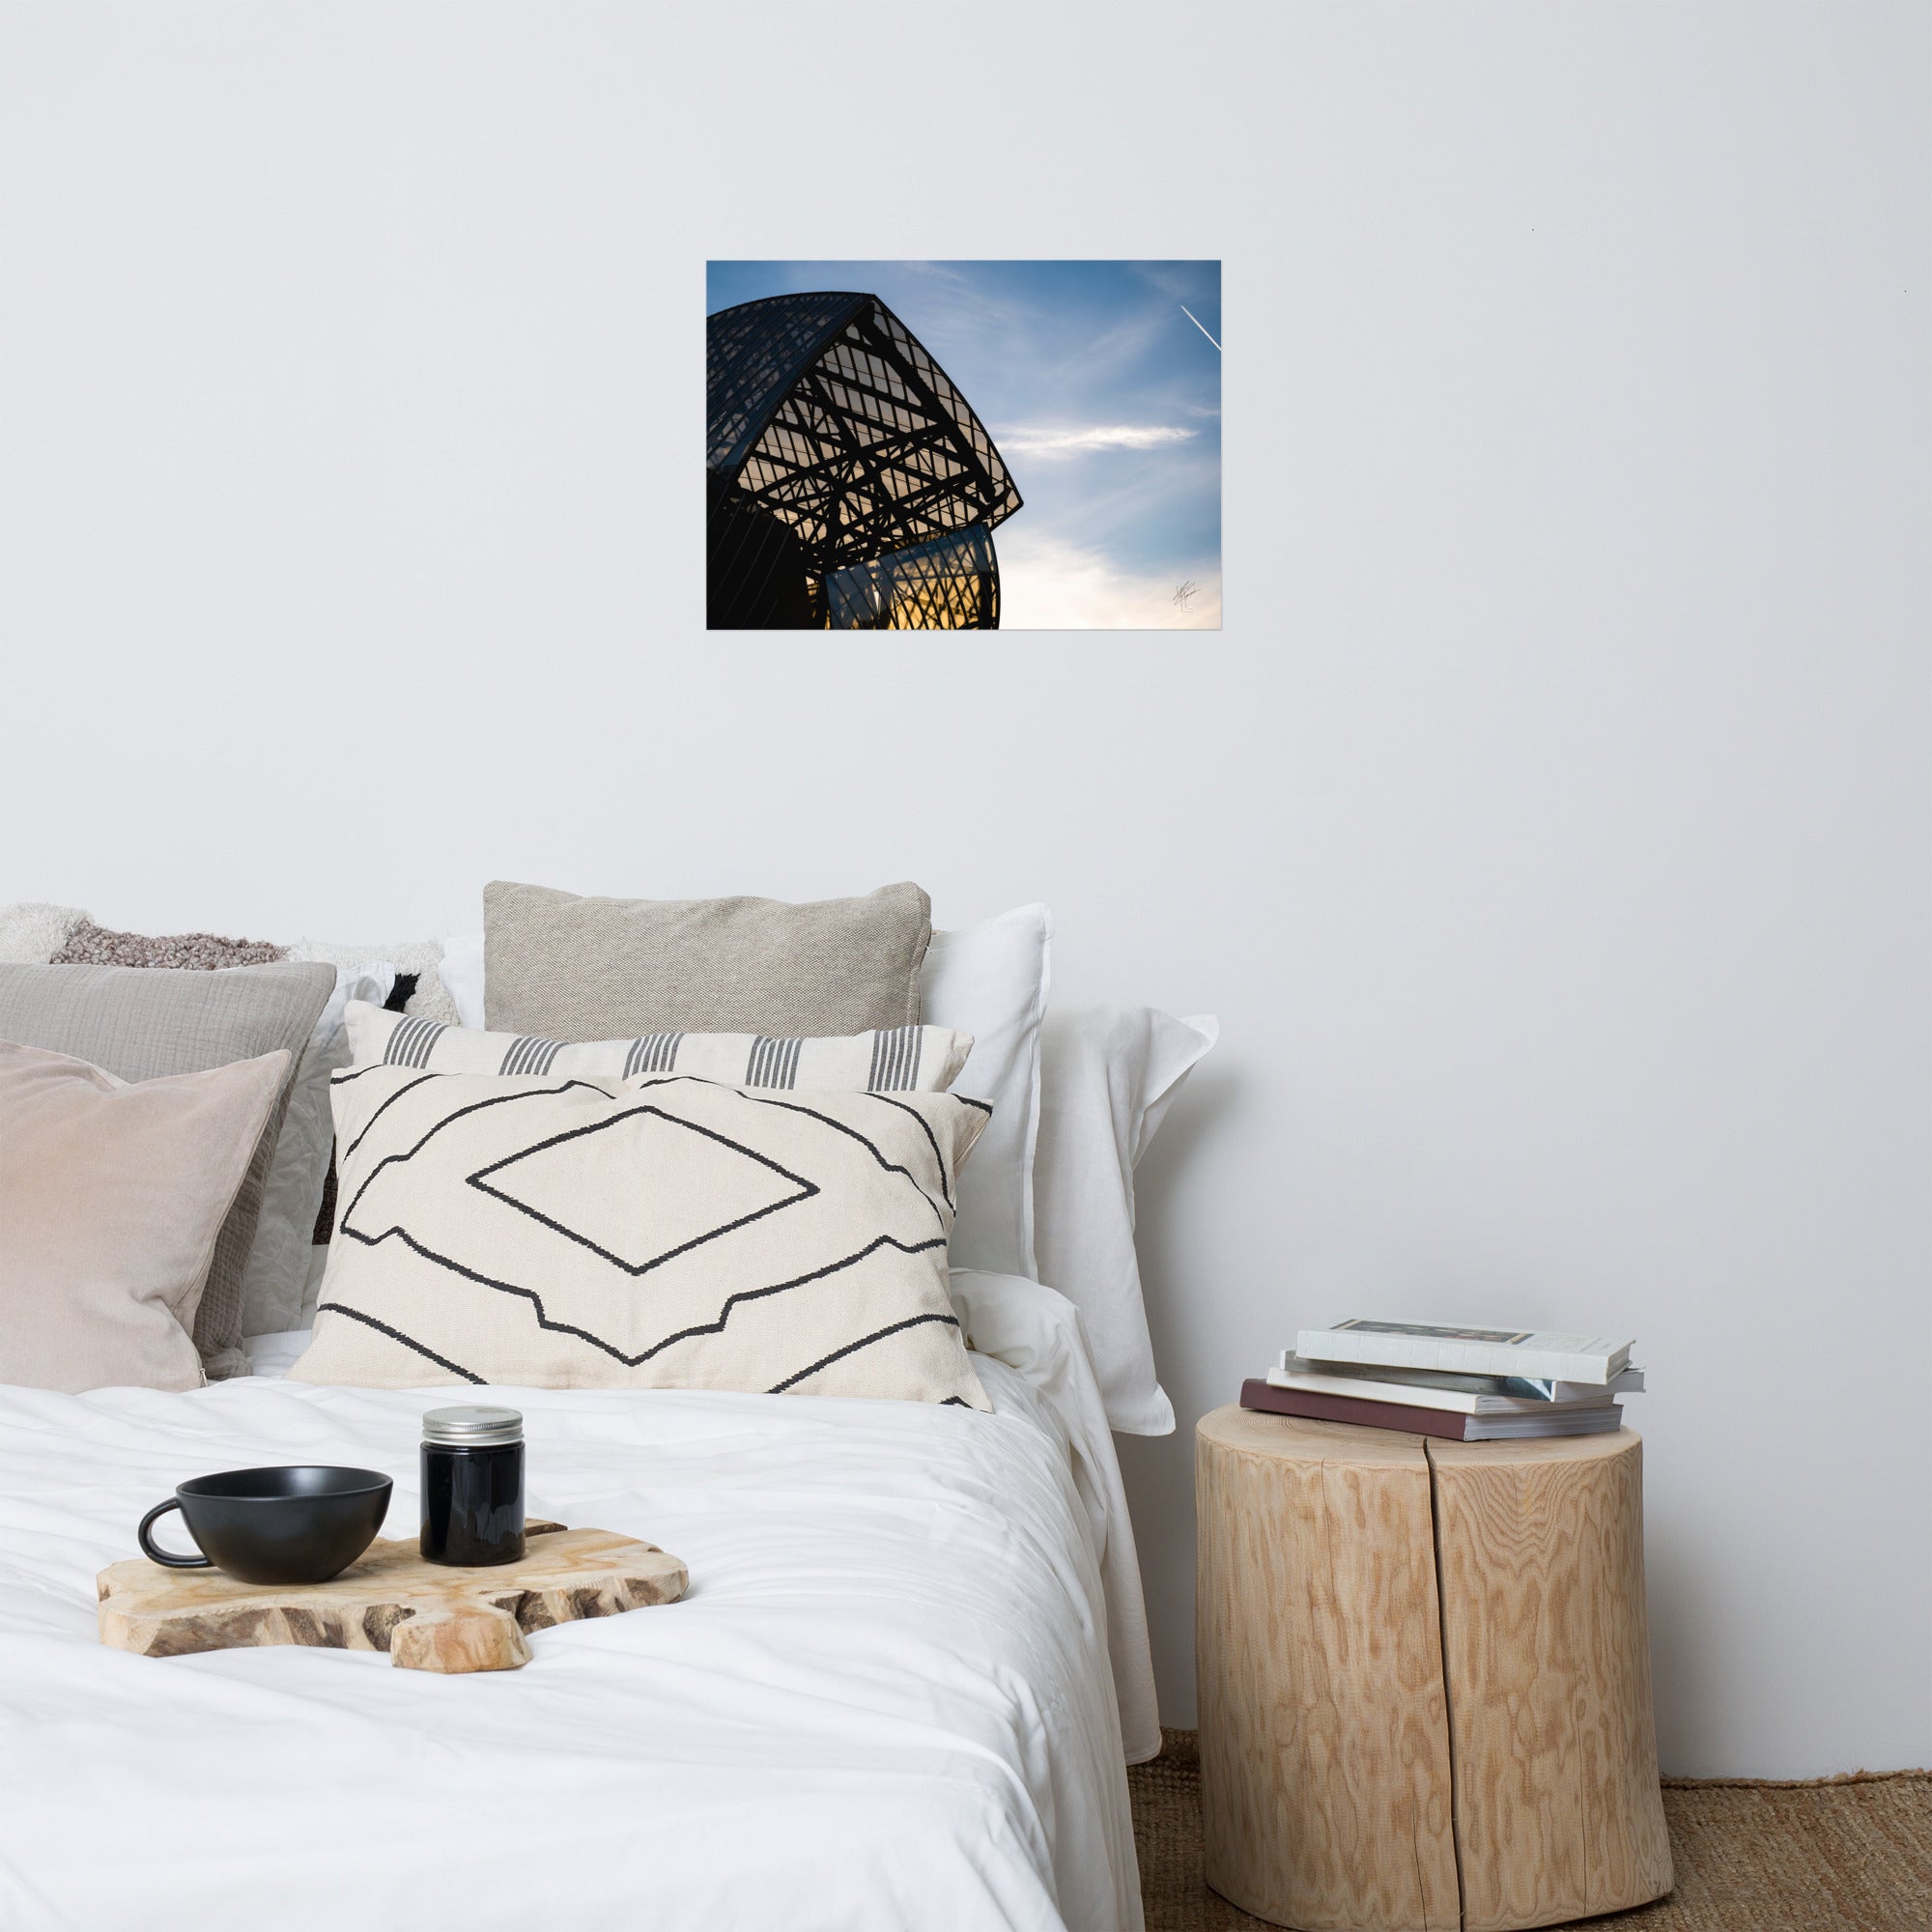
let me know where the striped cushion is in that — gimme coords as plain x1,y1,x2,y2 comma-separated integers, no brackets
344,1003,974,1094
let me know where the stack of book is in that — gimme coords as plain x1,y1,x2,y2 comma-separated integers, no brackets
1240,1319,1643,1440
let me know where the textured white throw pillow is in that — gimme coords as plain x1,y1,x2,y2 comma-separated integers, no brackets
919,905,1051,1280
287,937,461,1024
0,902,89,962
289,1067,991,1405
343,1001,972,1092
1032,1005,1217,1435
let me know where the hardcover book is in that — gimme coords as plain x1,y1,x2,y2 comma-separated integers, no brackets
1270,1355,1642,1415
1239,1378,1626,1441
1294,1320,1633,1384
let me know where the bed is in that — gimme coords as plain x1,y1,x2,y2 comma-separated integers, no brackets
0,895,1205,1932
0,1269,1153,1932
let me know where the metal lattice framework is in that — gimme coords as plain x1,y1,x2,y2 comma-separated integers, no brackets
706,292,1021,629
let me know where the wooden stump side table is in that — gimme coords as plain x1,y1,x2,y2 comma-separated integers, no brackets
1195,1406,1672,1932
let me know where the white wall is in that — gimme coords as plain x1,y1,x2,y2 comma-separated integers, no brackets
1,3,1925,1776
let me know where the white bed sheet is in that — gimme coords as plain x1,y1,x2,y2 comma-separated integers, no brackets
0,1304,1148,1931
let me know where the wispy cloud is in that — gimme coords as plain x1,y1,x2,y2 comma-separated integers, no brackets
998,531,1221,631
997,423,1198,457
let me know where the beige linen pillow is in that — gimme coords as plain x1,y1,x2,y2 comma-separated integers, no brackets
483,881,931,1040
290,1065,990,1406
0,960,334,1378
0,1041,291,1393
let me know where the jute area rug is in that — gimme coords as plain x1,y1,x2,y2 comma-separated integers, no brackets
1128,1730,1931,1932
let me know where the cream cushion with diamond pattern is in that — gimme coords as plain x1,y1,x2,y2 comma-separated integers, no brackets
287,1065,990,1406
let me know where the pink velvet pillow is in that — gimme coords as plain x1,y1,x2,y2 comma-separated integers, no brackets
0,1040,290,1392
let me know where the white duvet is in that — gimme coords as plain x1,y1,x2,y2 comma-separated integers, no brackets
0,1272,1151,1932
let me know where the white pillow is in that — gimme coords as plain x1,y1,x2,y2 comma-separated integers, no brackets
920,905,1052,1281
1032,1005,1217,1435
238,962,394,1338
439,929,486,1028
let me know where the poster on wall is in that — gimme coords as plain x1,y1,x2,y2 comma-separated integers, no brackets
706,261,1221,631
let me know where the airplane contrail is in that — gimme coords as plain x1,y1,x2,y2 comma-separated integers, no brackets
1180,304,1221,352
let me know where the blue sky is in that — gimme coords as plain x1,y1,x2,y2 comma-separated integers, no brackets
706,260,1221,630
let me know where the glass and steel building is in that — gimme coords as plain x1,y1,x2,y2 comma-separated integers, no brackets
706,292,1022,629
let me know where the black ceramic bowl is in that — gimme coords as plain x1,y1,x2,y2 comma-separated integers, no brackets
138,1466,392,1585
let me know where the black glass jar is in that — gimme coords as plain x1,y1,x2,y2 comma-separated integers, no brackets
420,1406,525,1567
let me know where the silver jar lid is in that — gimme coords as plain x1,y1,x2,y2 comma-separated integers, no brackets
422,1405,524,1447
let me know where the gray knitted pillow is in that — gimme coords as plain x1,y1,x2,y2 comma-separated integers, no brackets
51,919,285,971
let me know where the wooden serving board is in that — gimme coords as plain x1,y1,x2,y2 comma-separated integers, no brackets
97,1522,688,1673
